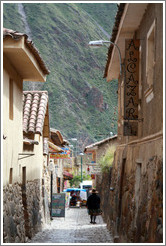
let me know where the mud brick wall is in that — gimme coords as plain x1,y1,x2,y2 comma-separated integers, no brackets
3,183,26,243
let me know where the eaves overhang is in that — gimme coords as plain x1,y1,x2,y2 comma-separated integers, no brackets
48,141,63,153
3,34,49,82
84,146,98,153
105,3,148,82
84,135,117,153
50,128,67,147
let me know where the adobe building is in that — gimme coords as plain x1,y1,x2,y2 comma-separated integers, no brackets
104,3,163,243
3,28,49,243
84,135,117,187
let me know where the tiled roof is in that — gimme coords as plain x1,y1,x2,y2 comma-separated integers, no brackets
84,135,117,153
104,3,126,78
3,28,50,75
50,128,69,147
23,91,48,135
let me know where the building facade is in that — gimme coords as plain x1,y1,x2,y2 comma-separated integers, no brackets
21,91,51,235
3,29,49,243
104,3,163,243
49,129,72,193
84,136,118,187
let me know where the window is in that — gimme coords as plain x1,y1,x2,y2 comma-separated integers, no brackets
9,79,13,120
146,20,155,87
9,168,13,184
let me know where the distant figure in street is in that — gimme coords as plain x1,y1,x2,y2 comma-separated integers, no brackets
86,189,101,224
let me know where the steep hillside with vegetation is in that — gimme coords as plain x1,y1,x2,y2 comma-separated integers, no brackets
3,3,118,151
77,3,118,35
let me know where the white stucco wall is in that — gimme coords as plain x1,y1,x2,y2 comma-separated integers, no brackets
3,63,23,186
3,59,45,186
19,134,44,182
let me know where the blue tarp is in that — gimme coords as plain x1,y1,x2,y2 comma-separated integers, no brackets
63,188,87,201
63,188,86,192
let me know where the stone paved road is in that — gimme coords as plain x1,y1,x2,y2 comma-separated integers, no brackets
28,207,113,243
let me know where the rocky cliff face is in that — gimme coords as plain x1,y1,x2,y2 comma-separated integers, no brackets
84,87,104,111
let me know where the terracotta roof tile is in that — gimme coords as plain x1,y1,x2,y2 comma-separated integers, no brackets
3,28,50,75
23,91,48,135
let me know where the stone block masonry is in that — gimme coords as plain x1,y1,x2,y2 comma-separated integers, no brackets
3,179,44,243
96,152,163,243
3,183,26,243
25,179,43,238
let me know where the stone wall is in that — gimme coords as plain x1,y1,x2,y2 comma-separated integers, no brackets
3,179,44,243
96,146,163,243
96,170,112,229
25,179,42,238
3,183,26,243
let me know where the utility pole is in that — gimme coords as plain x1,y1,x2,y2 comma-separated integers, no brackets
81,155,83,182
80,153,84,183
50,171,53,220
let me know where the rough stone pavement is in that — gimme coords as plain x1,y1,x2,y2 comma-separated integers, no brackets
28,207,113,243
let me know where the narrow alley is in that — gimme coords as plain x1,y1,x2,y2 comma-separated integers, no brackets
28,207,113,244
3,3,163,244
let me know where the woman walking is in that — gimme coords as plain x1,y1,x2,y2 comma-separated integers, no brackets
86,189,101,224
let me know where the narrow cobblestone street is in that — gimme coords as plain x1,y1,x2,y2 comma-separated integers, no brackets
28,207,113,244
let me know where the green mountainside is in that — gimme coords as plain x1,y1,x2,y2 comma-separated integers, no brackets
3,3,118,151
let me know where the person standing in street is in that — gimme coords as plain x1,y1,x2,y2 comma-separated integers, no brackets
86,189,101,224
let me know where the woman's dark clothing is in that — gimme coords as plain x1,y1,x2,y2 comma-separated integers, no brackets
86,193,100,209
86,193,101,222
